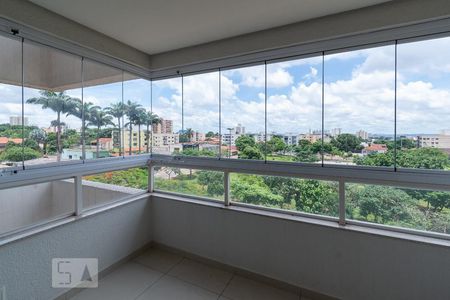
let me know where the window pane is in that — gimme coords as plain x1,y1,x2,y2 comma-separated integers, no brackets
267,56,322,163
182,72,220,157
0,179,74,235
221,65,265,160
0,35,23,170
24,40,83,166
123,72,151,155
154,167,224,200
82,167,147,209
346,183,450,234
231,174,339,217
397,37,450,170
324,45,395,167
151,78,182,155
83,59,122,160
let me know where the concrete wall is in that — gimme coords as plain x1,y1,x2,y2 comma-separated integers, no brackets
0,196,152,300
0,180,143,236
0,0,150,69
151,196,450,300
149,0,450,70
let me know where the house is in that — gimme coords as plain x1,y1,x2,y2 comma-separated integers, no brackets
362,144,388,155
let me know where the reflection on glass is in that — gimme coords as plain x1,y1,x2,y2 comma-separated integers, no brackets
397,37,450,170
231,174,338,217
267,56,323,163
324,45,395,167
154,167,224,200
151,77,182,155
0,35,23,171
23,41,83,166
123,72,151,155
346,183,450,234
183,72,220,157
82,167,148,208
83,59,122,160
221,65,265,160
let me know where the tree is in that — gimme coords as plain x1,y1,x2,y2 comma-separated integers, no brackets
331,134,363,153
181,148,216,157
26,91,79,161
0,146,41,162
87,107,113,157
29,128,48,154
231,175,284,207
124,100,142,155
397,148,449,169
197,171,224,196
235,135,256,151
105,102,126,156
205,131,215,138
266,136,285,154
346,184,418,226
239,146,263,160
143,111,160,153
134,108,147,153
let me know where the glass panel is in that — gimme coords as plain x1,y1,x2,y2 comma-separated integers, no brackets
0,179,74,235
397,37,450,170
23,40,83,166
221,65,265,160
346,183,450,234
324,45,395,167
82,167,148,209
182,71,220,157
151,77,182,155
0,35,23,171
154,167,224,200
267,55,323,163
123,72,151,155
231,174,339,217
83,59,122,160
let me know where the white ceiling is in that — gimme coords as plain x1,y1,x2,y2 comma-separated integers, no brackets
30,0,390,55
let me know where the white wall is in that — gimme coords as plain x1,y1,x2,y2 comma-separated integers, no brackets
0,196,152,300
151,196,450,300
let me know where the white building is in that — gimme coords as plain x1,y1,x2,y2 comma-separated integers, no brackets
283,133,299,146
330,128,342,137
221,133,241,146
356,130,369,140
253,132,272,143
10,116,29,126
417,134,450,149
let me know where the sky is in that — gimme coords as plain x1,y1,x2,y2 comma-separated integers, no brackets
2,36,450,136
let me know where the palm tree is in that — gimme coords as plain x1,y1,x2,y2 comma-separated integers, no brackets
134,108,147,154
67,100,96,159
143,112,161,153
185,128,194,142
105,102,126,156
27,91,79,161
87,107,113,158
124,100,142,155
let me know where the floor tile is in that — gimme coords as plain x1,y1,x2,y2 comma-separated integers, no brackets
134,248,183,273
222,275,298,300
168,258,233,293
70,262,162,300
136,275,219,300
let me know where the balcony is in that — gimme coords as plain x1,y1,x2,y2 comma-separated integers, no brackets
1,0,450,299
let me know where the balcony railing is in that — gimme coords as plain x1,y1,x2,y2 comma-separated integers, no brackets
1,153,450,243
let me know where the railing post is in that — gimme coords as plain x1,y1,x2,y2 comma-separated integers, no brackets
339,179,345,226
148,164,154,193
75,175,82,216
224,171,230,206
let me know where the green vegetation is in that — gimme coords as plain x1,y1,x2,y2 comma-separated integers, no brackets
83,167,148,190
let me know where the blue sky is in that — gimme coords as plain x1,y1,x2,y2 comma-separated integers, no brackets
2,36,450,136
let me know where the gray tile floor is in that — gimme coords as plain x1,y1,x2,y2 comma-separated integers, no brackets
70,248,312,300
